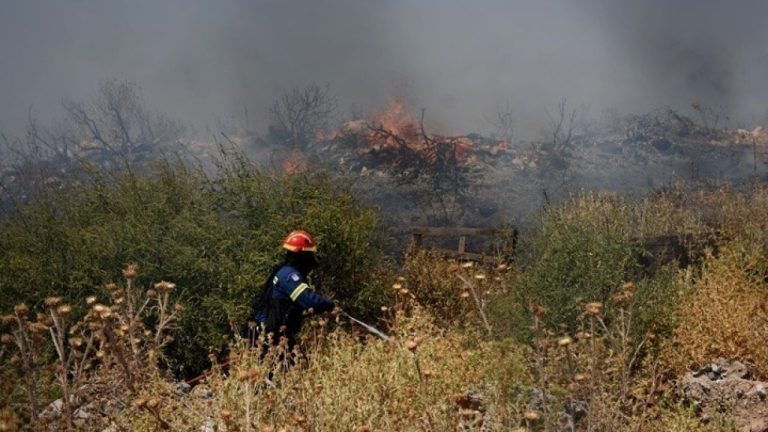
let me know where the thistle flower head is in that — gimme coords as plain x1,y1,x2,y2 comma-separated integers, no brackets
405,337,421,352
28,322,48,333
13,304,29,317
122,264,138,280
154,281,176,292
147,398,160,410
586,302,603,316
531,303,546,318
44,297,62,308
523,410,541,421
57,305,72,317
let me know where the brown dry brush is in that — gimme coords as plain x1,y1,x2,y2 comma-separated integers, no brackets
0,264,181,430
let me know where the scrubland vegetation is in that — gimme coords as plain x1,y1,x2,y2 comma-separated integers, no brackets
2,147,768,430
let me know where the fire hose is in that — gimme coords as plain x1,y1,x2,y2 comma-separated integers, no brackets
342,312,390,341
183,313,388,385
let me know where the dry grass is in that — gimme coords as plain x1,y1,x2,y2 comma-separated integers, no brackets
663,244,768,378
119,306,532,431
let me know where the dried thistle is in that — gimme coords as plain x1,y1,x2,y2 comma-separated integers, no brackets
122,264,138,280
523,410,541,421
44,297,62,308
154,281,176,292
13,304,29,317
586,302,603,316
56,305,72,317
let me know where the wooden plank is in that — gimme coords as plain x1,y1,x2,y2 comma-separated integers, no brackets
410,226,503,237
430,247,497,262
457,236,467,253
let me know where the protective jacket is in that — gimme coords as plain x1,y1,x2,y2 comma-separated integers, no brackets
254,264,333,345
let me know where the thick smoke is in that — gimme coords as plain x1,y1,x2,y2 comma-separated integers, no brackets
1,0,767,137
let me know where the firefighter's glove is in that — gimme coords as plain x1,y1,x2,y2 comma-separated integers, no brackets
332,304,343,323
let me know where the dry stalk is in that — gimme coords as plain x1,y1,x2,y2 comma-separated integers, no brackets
456,274,492,335
407,339,435,432
7,306,42,427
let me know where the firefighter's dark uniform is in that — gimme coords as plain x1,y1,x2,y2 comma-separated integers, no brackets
254,264,333,349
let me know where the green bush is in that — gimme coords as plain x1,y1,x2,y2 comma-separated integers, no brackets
0,152,387,376
517,195,639,327
491,193,683,343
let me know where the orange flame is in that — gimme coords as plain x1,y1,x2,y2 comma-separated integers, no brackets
281,150,307,174
367,99,474,163
371,99,418,138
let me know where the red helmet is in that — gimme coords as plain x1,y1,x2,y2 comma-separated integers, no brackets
283,230,317,253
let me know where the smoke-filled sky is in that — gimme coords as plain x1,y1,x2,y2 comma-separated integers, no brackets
1,0,768,138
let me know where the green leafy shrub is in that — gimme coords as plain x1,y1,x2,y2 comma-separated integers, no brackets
491,193,685,344
0,152,387,376
512,195,640,330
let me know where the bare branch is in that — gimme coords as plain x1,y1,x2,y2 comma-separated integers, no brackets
268,83,337,148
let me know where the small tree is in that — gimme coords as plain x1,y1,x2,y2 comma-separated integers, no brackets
543,97,577,156
268,83,337,149
0,80,185,209
487,98,515,143
62,79,184,171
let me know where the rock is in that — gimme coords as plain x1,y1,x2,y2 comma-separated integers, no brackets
190,384,213,400
73,405,90,420
200,417,216,432
40,398,63,419
683,359,768,432
174,381,192,396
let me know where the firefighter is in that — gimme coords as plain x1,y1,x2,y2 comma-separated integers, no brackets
246,230,336,352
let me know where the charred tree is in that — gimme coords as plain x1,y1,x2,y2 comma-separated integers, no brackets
268,83,337,150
